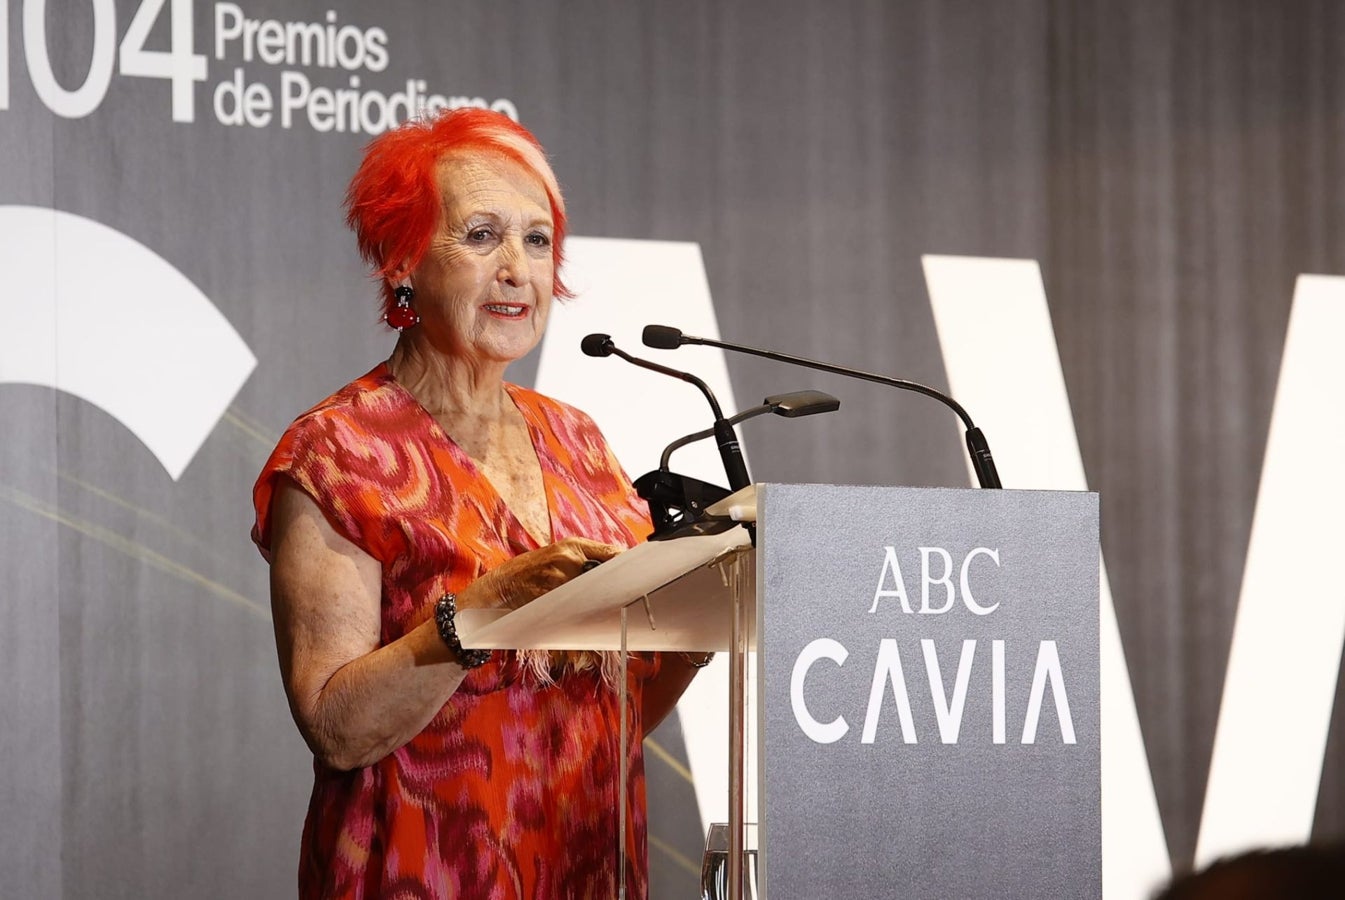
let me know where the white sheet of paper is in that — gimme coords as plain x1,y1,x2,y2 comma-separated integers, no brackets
455,524,754,651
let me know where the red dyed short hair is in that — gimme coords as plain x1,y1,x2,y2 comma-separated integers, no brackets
344,109,571,321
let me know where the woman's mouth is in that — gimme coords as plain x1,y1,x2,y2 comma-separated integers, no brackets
482,303,528,319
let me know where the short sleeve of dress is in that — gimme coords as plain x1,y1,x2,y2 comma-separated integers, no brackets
253,411,358,562
251,404,408,565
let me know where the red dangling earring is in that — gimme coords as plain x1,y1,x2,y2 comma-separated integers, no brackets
385,284,421,331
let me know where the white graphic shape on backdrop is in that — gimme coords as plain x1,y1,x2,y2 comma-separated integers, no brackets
0,205,257,479
23,0,117,118
922,255,1171,899
1196,275,1345,863
534,236,742,834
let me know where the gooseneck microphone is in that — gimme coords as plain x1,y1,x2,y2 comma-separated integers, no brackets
660,390,839,470
642,325,1002,489
581,333,752,492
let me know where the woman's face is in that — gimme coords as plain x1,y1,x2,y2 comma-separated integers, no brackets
407,152,555,367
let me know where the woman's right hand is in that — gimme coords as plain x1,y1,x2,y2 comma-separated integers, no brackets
461,537,624,611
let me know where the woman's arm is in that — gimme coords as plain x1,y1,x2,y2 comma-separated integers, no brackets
269,480,618,771
641,653,709,734
269,482,465,770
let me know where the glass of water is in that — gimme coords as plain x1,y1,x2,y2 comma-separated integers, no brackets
700,823,759,900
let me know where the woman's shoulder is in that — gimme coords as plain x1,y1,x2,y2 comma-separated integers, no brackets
283,363,406,442
260,363,417,495
251,363,409,558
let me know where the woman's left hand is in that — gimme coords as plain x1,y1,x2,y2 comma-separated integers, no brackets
461,536,624,611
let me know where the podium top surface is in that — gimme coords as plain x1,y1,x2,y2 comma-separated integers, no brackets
456,521,753,652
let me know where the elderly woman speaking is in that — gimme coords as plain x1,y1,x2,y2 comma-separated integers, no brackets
251,109,704,899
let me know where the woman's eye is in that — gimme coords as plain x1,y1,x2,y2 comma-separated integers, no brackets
467,227,493,242
526,232,551,248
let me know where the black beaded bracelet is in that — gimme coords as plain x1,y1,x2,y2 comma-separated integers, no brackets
680,651,715,669
434,593,492,669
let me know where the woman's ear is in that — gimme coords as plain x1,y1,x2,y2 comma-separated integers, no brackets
388,258,414,290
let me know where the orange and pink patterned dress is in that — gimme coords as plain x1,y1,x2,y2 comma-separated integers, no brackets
252,363,658,899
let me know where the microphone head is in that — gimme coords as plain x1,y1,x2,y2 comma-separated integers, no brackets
580,333,615,357
764,390,841,418
642,324,684,350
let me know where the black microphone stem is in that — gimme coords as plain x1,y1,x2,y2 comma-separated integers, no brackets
596,341,752,492
682,335,974,428
713,419,751,491
607,346,726,420
660,404,771,469
663,330,1002,489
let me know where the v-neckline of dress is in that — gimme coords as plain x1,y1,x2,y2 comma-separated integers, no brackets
379,363,556,550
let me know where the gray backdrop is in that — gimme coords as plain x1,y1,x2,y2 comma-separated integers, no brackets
3,0,1344,897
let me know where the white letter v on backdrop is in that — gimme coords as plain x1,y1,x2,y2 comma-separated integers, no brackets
923,254,1170,900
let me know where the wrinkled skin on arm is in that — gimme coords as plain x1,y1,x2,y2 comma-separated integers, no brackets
268,478,623,770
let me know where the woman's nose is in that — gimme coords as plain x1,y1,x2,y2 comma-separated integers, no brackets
497,237,529,286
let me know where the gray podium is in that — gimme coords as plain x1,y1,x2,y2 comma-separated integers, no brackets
458,484,1101,900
